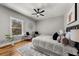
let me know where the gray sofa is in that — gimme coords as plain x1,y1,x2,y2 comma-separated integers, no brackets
32,35,78,56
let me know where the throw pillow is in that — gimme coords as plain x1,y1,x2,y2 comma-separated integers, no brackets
53,32,59,40
65,32,75,46
57,36,61,43
65,32,71,40
61,36,69,46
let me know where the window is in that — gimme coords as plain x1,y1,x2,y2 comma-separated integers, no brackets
10,17,23,36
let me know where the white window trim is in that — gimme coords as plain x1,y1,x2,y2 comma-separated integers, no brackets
10,17,24,36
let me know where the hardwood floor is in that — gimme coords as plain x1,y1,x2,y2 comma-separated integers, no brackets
0,40,31,56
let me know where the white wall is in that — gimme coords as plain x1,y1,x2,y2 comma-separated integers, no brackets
36,16,64,35
0,5,36,40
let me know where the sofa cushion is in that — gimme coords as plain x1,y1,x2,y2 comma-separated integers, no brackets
57,36,61,43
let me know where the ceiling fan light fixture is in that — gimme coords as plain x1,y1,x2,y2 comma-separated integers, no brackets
32,8,45,17
37,14,40,16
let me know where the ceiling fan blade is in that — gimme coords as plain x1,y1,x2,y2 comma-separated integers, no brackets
32,13,37,15
34,9,38,13
40,10,45,13
40,14,44,16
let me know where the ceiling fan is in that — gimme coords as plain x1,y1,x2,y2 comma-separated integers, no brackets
32,8,45,17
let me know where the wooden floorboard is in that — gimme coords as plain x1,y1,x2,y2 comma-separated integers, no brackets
0,40,31,56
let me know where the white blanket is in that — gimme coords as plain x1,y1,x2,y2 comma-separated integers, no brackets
32,35,78,56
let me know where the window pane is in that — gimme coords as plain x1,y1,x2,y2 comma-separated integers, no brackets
12,28,22,35
12,20,22,28
11,18,23,35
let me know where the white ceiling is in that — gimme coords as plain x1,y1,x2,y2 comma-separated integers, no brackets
2,3,73,20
